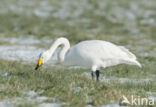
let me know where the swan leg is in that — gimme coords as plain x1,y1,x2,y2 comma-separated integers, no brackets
95,70,100,81
91,71,95,80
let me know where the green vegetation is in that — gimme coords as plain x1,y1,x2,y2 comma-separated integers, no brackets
0,0,156,106
0,58,155,107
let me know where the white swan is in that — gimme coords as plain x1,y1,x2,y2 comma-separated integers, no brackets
35,37,141,80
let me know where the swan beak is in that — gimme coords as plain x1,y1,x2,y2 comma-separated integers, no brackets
35,59,43,70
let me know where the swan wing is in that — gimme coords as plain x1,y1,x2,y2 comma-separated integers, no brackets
118,46,136,60
64,40,141,68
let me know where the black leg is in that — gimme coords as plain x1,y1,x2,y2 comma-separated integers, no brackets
95,70,100,81
91,71,95,80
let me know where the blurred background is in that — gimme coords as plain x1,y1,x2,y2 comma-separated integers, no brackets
0,0,156,41
0,0,156,62
0,0,156,57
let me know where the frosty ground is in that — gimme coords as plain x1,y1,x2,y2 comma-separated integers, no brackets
0,0,156,106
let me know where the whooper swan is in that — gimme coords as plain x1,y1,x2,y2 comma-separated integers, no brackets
35,37,141,81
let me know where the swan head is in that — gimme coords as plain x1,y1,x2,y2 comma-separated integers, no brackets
35,51,51,70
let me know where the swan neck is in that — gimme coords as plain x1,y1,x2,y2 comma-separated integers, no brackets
49,38,70,62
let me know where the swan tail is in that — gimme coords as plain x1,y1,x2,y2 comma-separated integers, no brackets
119,46,136,60
119,46,142,68
126,59,142,68
132,60,142,68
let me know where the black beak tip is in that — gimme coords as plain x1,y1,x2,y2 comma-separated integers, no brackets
35,65,39,70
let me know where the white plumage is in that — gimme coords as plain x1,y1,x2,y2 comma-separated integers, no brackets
35,37,141,80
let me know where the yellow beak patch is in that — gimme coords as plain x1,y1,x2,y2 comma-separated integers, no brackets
38,59,43,67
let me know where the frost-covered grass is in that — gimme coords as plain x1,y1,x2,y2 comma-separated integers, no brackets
0,58,155,107
0,0,156,106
